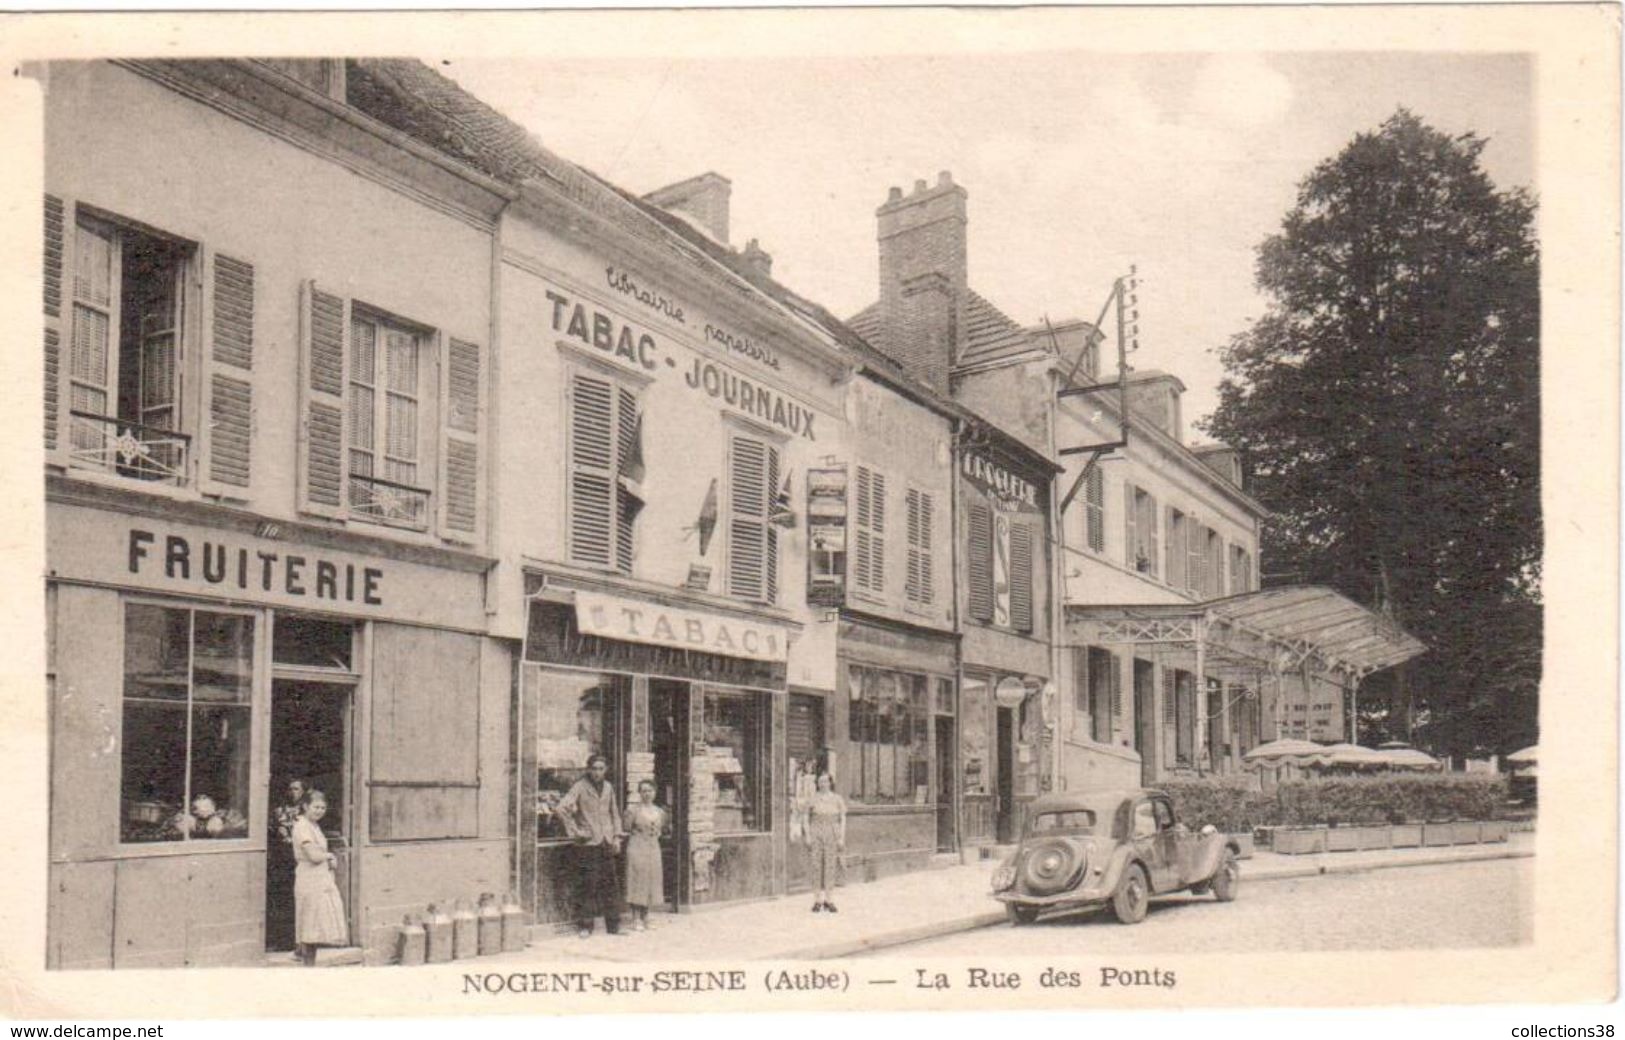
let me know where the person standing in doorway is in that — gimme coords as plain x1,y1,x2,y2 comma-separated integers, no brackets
267,777,307,952
292,790,347,965
805,773,846,913
557,754,624,937
623,779,666,931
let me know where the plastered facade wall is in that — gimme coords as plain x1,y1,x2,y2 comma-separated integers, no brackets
493,213,848,690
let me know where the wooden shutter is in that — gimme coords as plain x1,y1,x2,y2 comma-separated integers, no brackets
765,444,780,603
1162,667,1177,767
440,337,482,540
917,490,933,603
204,254,254,492
1085,467,1104,552
1009,521,1034,632
905,488,933,604
854,465,886,595
852,467,872,593
43,195,65,452
967,502,994,622
1123,483,1137,570
1110,655,1124,720
1165,509,1181,587
1211,535,1226,597
567,370,616,569
1144,493,1159,577
298,282,348,517
727,434,773,601
1186,519,1203,594
614,386,640,573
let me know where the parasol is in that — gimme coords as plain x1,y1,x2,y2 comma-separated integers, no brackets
1506,745,1538,765
1243,738,1329,764
1374,746,1443,771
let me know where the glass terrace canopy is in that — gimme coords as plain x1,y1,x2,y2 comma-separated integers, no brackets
1067,585,1426,683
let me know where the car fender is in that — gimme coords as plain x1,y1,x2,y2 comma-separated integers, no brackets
1190,833,1240,882
1095,844,1143,894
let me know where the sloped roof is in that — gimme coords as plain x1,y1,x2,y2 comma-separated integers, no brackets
846,289,1048,370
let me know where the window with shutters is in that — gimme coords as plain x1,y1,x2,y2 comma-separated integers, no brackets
348,310,430,530
853,466,887,597
1185,518,1205,596
726,432,781,603
1083,466,1105,553
1175,669,1195,766
298,283,483,539
567,369,643,574
904,487,935,606
1230,545,1254,594
1166,509,1187,588
1008,521,1034,633
60,211,194,486
1207,529,1226,597
1125,485,1159,577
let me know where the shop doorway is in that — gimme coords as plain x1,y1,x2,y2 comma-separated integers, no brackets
649,680,689,909
995,707,1015,843
266,679,353,952
934,715,957,852
786,693,826,890
1134,659,1156,786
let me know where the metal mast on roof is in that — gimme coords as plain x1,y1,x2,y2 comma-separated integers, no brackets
1056,265,1139,514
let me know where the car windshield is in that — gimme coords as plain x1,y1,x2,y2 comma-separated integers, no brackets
1030,809,1097,834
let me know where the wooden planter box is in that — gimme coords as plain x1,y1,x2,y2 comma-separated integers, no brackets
1451,821,1484,845
1325,827,1362,852
1356,825,1393,850
1480,820,1510,843
1390,823,1423,847
1422,823,1457,847
1272,827,1327,855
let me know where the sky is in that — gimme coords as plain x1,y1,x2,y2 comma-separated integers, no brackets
440,49,1533,431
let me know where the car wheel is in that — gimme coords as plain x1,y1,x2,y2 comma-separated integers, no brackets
1007,903,1040,926
1111,863,1149,924
1211,851,1239,902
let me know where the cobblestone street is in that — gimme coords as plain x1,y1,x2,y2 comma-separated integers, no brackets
863,859,1532,957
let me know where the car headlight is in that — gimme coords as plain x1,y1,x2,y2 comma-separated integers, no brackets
991,863,1017,892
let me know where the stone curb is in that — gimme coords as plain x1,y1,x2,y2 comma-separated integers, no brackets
768,845,1535,960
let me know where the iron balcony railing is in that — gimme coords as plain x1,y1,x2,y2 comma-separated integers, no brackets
68,410,191,486
348,471,431,531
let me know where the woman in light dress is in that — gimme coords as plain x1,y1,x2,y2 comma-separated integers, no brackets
805,773,846,913
291,790,347,965
622,779,666,931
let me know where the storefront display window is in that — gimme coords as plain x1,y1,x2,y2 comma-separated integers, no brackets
120,603,254,843
702,689,768,833
534,670,629,842
271,614,353,670
847,665,930,805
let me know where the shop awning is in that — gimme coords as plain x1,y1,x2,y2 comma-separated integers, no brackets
1067,584,1425,684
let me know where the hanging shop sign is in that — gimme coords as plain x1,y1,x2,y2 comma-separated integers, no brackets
962,451,1040,512
806,467,848,608
574,590,791,663
994,675,1030,709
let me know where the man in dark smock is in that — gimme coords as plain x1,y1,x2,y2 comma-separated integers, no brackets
556,754,624,937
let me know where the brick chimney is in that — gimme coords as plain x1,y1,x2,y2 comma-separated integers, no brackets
643,172,732,245
739,238,773,282
875,171,966,392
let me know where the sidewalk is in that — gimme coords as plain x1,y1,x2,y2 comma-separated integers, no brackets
504,831,1534,963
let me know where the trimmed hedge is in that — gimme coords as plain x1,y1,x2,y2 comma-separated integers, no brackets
1162,774,1509,831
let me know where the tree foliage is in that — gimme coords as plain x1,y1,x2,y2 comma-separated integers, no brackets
1203,110,1540,758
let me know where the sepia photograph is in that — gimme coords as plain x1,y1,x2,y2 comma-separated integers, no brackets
0,3,1615,1021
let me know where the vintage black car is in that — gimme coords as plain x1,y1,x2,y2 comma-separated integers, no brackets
991,788,1240,925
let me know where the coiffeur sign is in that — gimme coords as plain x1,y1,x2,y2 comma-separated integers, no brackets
574,590,791,663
